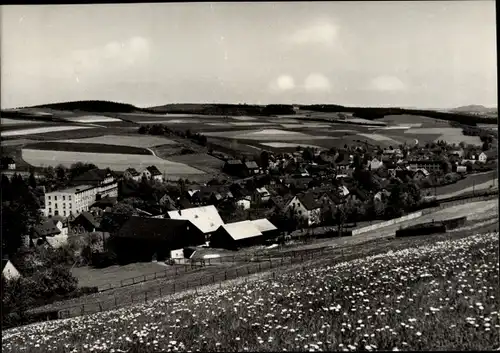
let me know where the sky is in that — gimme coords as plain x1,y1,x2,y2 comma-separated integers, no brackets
1,1,497,109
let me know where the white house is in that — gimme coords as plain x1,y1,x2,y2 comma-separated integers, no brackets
2,259,21,281
236,196,251,210
124,168,142,182
285,193,322,226
254,187,271,204
146,166,164,182
478,152,488,163
369,158,384,170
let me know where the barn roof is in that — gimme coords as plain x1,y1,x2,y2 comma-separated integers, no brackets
146,165,162,176
117,216,196,241
219,220,263,241
250,218,277,233
125,168,141,176
167,205,224,234
34,220,61,237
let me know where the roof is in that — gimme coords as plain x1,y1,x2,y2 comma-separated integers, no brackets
256,187,270,195
50,215,66,224
415,168,430,176
250,218,277,233
92,196,118,209
226,159,243,165
125,168,140,176
146,165,162,176
45,234,67,248
117,217,197,241
407,160,444,164
73,211,100,229
219,220,263,241
245,161,259,169
2,157,15,164
48,184,95,195
34,220,61,237
167,205,224,234
297,193,322,210
72,169,113,184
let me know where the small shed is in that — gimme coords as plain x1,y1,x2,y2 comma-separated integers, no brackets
210,220,264,250
2,259,21,281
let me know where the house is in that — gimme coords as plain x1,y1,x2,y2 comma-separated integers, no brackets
456,165,467,174
71,168,118,199
369,158,384,170
166,205,225,239
32,218,68,248
374,189,391,203
338,185,350,197
285,193,322,226
1,157,16,170
244,161,261,175
123,168,142,182
2,259,21,281
113,217,205,263
70,211,100,234
250,218,279,240
236,196,251,210
223,160,246,177
347,187,368,202
448,148,464,158
145,166,163,182
413,168,430,180
159,194,176,211
477,151,495,163
44,184,97,218
407,160,445,173
253,187,271,204
210,220,264,250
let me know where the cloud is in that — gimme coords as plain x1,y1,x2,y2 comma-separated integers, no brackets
290,20,339,46
71,36,150,75
368,75,407,92
269,75,296,92
304,73,331,92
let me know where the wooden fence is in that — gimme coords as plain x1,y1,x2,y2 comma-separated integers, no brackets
98,260,206,292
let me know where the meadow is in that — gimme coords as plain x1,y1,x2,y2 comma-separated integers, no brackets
1,126,95,138
2,232,498,352
24,142,153,155
62,135,178,148
21,149,205,174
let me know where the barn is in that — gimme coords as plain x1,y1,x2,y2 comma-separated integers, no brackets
250,218,279,240
210,220,264,250
166,205,225,240
112,216,205,264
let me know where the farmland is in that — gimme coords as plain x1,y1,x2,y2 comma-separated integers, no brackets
23,141,153,155
62,134,177,148
1,126,95,138
3,232,498,352
21,149,205,174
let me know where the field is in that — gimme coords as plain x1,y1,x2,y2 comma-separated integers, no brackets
168,153,225,172
424,171,498,198
62,135,177,148
71,262,174,290
403,127,482,146
21,149,205,174
23,142,153,155
63,115,123,123
260,142,325,149
203,129,332,141
1,126,95,138
0,118,48,125
3,232,498,352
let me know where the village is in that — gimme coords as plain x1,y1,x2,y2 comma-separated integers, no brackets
1,136,497,272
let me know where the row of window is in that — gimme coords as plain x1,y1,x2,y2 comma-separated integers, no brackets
47,195,72,201
48,208,87,217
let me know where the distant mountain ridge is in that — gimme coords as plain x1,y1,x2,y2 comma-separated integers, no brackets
450,105,497,113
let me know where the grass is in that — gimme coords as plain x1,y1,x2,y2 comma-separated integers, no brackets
23,141,153,155
0,126,95,138
62,135,178,148
71,262,176,290
21,149,205,174
168,153,225,172
424,171,498,197
2,231,498,352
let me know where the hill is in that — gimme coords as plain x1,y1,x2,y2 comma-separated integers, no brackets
148,103,296,116
450,105,497,114
30,100,150,114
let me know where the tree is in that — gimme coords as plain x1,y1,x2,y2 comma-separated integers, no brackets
99,202,136,233
138,125,148,134
1,175,12,201
55,164,67,182
302,148,314,161
69,162,97,179
260,151,270,170
28,173,37,189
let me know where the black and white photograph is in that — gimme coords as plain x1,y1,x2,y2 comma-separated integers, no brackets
1,1,498,352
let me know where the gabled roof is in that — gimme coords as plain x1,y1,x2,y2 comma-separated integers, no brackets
34,220,61,237
73,211,100,229
146,165,162,176
219,220,263,241
244,161,259,169
250,218,277,233
167,205,224,234
296,193,322,210
125,168,141,177
117,216,197,241
72,169,113,184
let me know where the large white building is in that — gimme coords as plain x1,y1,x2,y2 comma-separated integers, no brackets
44,185,97,217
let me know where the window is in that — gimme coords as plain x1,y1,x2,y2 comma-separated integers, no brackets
63,211,66,216
48,201,51,206
55,204,58,209
49,208,52,214
55,210,59,216
69,196,72,201
63,195,66,201
48,196,51,200
63,203,66,209
55,196,58,201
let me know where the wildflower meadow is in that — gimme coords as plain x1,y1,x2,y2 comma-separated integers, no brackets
3,232,499,352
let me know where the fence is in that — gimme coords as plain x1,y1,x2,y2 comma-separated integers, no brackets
98,259,206,292
56,246,334,320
